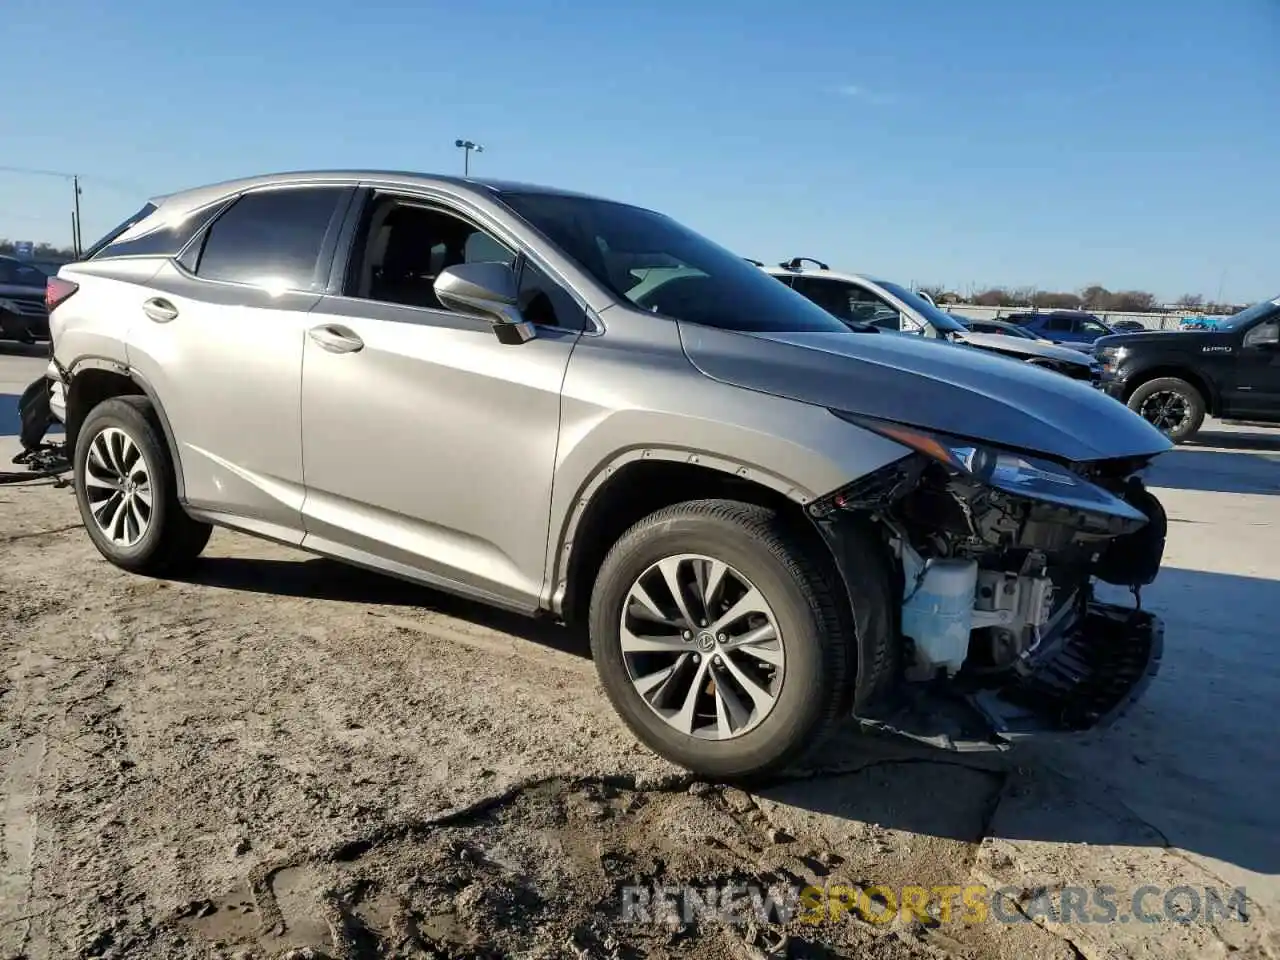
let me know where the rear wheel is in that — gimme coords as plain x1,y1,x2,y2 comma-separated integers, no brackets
1127,377,1206,443
73,397,212,574
588,499,865,779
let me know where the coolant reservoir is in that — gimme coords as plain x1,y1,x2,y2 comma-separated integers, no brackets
901,558,978,678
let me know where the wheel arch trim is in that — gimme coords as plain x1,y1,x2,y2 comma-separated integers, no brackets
65,357,188,502
545,446,818,615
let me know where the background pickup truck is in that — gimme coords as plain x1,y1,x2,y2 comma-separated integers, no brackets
1094,296,1280,442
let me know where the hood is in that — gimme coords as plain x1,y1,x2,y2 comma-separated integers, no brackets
1094,329,1221,350
678,324,1172,463
953,331,1095,367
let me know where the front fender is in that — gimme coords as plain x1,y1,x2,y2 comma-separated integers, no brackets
541,319,912,608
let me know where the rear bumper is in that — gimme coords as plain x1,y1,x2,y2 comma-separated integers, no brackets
46,360,68,423
857,601,1164,751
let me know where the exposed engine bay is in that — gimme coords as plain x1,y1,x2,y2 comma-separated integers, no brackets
891,454,1163,678
812,440,1167,751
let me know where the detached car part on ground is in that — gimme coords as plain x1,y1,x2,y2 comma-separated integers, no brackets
1095,296,1280,443
37,171,1171,779
763,260,1106,386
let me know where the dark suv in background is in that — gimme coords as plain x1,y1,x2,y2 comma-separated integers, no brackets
0,255,52,343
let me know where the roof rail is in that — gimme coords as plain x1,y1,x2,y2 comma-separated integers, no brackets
779,257,829,272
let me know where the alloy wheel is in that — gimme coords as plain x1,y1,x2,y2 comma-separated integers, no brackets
83,427,153,547
619,554,785,740
1138,390,1191,435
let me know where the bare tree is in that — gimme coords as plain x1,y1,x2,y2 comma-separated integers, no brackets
1109,290,1157,313
1176,293,1205,310
1032,290,1083,310
972,288,1008,306
1080,285,1111,310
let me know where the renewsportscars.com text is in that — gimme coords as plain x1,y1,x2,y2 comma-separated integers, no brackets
619,883,1251,927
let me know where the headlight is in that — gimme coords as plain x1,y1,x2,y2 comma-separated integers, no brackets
1095,344,1127,370
831,412,1148,523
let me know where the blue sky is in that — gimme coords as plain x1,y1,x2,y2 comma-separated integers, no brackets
4,0,1277,302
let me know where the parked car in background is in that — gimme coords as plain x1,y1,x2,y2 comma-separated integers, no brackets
764,260,1104,386
1179,316,1221,331
1108,319,1148,333
1006,310,1116,347
31,258,73,277
42,170,1172,777
1095,295,1280,442
957,317,1056,342
0,254,51,343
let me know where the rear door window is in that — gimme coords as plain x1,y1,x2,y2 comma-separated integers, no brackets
192,186,349,292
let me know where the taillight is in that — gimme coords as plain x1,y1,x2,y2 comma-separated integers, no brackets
46,276,79,312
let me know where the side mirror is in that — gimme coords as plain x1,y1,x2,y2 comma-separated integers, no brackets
433,262,536,344
1244,321,1280,350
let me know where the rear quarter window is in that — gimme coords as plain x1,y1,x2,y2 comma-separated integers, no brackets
96,199,233,261
83,203,159,260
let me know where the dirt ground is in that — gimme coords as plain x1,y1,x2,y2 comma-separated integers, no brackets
1,477,1274,960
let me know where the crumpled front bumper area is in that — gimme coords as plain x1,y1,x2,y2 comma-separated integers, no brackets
858,600,1164,752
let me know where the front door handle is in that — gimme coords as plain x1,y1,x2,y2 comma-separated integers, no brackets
308,324,364,354
142,297,179,323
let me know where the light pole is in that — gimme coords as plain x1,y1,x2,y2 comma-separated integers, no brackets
0,164,85,255
454,139,484,176
73,175,83,256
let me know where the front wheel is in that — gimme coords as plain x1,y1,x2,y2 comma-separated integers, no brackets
588,499,861,779
73,396,213,574
1127,377,1206,443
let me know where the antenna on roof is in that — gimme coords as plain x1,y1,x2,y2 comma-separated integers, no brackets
780,257,829,272
743,258,765,266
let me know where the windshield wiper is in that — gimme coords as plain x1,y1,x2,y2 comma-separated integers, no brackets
843,321,880,333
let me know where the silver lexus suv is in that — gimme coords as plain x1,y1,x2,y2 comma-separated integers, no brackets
44,171,1173,778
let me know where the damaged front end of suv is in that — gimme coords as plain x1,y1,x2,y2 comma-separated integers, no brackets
810,415,1167,751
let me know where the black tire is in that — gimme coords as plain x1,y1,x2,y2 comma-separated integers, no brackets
588,499,869,779
73,396,212,574
1127,377,1206,443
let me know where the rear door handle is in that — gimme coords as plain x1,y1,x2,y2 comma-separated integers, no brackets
142,297,179,323
308,324,364,354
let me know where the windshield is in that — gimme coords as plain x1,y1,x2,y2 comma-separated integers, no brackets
874,279,967,332
0,257,50,287
984,322,1038,339
499,193,852,334
1218,295,1280,331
